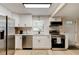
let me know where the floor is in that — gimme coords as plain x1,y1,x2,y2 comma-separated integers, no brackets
0,49,79,55
0,50,15,55
14,50,79,55
15,46,79,55
0,46,79,55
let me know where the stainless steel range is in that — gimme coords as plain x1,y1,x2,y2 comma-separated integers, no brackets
49,29,66,50
49,21,66,50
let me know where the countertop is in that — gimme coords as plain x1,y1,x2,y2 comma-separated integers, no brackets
14,34,50,36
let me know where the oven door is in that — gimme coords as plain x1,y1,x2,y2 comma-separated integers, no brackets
51,37,65,48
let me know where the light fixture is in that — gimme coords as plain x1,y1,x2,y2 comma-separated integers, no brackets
23,3,51,8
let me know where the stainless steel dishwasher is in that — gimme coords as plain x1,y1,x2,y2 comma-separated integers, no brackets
22,35,32,49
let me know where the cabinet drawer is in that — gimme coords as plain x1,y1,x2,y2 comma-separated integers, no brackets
40,41,51,48
39,36,50,43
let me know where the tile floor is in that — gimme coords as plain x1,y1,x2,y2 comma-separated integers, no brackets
0,50,15,55
0,46,79,55
14,50,79,55
0,49,79,55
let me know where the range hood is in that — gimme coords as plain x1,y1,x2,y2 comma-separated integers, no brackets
50,21,62,26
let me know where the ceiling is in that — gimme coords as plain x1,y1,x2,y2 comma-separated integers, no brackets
0,3,60,16
1,3,79,19
55,3,79,19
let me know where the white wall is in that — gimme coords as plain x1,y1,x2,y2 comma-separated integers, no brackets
32,16,51,49
63,19,76,46
0,4,19,49
76,19,79,46
0,5,12,17
0,4,19,19
32,16,49,35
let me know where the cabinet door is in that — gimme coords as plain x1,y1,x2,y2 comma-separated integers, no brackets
15,18,19,27
38,36,51,48
33,36,40,48
26,15,32,27
15,35,22,49
19,15,32,27
33,36,51,49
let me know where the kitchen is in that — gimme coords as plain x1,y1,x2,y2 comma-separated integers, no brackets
0,3,79,55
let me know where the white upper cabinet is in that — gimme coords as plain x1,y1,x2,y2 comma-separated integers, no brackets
15,19,19,27
12,14,20,27
15,15,32,27
19,15,32,27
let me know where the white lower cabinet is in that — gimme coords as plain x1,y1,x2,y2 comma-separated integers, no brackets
33,35,51,49
15,35,22,49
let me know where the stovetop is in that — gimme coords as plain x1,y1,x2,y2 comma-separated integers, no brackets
51,35,65,39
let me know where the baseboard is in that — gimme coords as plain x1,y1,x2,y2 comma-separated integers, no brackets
0,48,5,50
15,48,22,50
33,48,51,50
23,48,32,50
0,48,15,50
52,48,67,51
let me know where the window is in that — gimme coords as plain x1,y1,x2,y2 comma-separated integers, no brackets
33,20,44,32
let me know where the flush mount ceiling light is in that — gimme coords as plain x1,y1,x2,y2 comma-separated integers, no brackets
23,3,51,8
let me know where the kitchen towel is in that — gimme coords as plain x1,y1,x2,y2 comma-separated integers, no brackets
57,37,61,44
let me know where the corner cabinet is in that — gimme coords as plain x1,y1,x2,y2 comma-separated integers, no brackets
33,35,51,49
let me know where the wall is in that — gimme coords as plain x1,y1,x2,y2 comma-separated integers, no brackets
63,18,76,46
76,19,79,46
32,16,49,35
53,4,79,46
0,5,12,17
32,16,51,49
0,4,19,49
